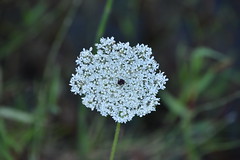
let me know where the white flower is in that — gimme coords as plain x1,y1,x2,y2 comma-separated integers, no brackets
70,37,168,123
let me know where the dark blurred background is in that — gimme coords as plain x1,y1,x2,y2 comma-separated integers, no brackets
0,0,240,160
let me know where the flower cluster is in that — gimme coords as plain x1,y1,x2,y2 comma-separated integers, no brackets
70,37,168,123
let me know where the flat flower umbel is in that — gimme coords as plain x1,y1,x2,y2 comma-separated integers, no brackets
70,37,168,123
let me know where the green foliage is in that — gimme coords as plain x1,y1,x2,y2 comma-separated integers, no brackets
159,45,240,160
0,0,240,160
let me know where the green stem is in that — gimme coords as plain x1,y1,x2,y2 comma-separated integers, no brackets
109,123,121,160
181,117,200,160
95,0,114,42
77,104,89,158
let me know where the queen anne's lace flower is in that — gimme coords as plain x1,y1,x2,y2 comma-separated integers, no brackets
70,37,168,123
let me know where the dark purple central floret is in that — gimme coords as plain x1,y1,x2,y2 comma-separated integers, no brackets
117,79,125,85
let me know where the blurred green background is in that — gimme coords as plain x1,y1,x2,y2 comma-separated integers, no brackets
0,0,240,160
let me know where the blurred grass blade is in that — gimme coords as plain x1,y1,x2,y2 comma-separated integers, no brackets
189,121,216,145
196,70,215,96
162,91,191,118
23,1,48,26
203,140,240,154
195,91,240,114
0,120,14,160
78,103,90,158
191,47,226,62
48,67,61,114
95,0,114,42
0,107,34,124
190,47,226,76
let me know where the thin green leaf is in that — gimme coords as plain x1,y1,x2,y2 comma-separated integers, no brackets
0,107,34,124
162,91,191,118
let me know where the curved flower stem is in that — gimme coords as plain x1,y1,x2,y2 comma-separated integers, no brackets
109,123,121,160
